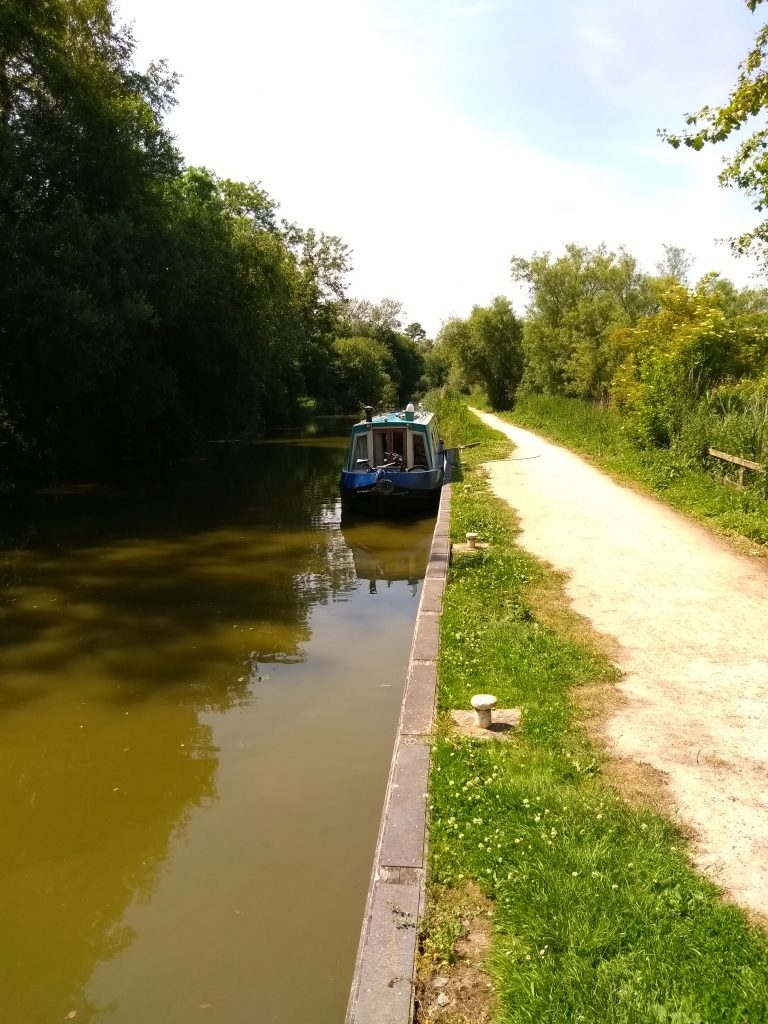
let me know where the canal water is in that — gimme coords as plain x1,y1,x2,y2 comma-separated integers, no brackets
0,424,435,1024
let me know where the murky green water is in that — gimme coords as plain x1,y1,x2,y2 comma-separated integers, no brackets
0,425,434,1024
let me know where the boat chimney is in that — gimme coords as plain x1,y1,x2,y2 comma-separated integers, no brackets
363,405,374,423
405,401,415,422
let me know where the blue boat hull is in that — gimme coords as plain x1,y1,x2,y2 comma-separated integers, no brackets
339,465,444,515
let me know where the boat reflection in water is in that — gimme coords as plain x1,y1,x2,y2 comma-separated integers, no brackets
340,511,435,596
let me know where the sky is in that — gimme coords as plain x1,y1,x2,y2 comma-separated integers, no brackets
116,0,766,335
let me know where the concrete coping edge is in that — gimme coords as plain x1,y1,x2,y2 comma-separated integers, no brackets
345,460,454,1023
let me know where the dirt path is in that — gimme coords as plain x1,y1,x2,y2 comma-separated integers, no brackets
470,409,768,920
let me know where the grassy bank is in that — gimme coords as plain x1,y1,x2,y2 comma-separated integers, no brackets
505,395,768,549
417,397,768,1024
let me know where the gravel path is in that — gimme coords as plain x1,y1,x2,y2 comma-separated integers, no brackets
470,409,768,919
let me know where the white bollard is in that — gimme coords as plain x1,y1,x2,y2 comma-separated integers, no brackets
471,693,497,729
465,532,478,549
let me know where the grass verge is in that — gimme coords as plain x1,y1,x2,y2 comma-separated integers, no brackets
416,397,768,1024
505,395,768,551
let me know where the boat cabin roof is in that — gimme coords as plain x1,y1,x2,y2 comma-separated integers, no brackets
352,409,435,431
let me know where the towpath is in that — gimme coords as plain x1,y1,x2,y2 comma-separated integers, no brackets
470,409,768,920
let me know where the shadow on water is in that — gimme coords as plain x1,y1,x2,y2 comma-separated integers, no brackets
0,425,435,1024
0,441,355,709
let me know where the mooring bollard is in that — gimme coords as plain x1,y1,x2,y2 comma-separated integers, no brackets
465,531,478,549
471,693,497,729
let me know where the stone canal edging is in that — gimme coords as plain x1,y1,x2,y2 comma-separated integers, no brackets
346,470,453,1024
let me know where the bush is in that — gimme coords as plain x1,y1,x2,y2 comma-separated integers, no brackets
611,283,751,448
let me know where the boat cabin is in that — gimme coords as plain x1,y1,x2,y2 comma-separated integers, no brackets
345,408,441,472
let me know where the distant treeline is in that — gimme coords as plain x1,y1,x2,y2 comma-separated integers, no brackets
428,244,768,477
5,4,768,484
0,0,428,480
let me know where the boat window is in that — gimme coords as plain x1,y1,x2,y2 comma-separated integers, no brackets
413,433,428,467
374,428,405,465
354,434,368,465
390,430,406,458
374,431,387,465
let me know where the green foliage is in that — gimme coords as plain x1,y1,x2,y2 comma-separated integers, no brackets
426,421,768,1022
0,0,178,467
405,322,427,342
421,343,452,392
338,297,403,336
511,244,656,401
655,244,695,284
330,336,395,412
147,170,289,440
433,297,523,410
661,0,768,263
383,331,426,404
0,0,361,478
467,297,524,409
679,378,768,489
508,395,768,545
432,318,472,396
424,392,515,465
610,281,763,448
334,298,425,406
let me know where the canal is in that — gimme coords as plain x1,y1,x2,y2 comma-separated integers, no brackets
0,423,435,1024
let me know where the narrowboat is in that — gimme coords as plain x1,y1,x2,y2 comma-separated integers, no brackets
339,404,445,515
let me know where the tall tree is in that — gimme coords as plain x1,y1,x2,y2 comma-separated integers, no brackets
511,244,656,400
282,223,352,409
338,298,404,336
0,0,353,477
466,298,524,409
404,322,427,342
335,298,424,405
331,337,395,412
0,0,181,473
656,244,695,284
434,298,523,409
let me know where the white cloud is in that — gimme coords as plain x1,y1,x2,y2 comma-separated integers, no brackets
118,0,765,334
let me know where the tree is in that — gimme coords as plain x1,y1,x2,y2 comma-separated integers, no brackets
466,298,524,409
0,0,354,479
338,298,404,336
331,337,395,411
656,244,695,284
434,298,523,409
280,224,352,410
335,298,425,404
404,322,427,342
661,0,768,261
611,280,762,446
0,0,182,473
511,244,656,400
420,342,451,391
433,318,473,394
